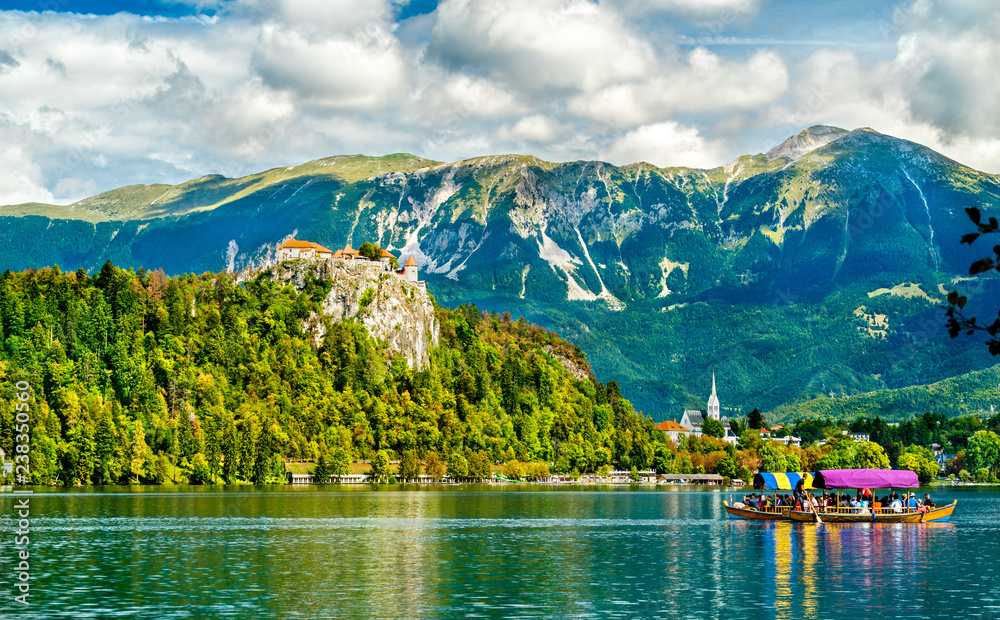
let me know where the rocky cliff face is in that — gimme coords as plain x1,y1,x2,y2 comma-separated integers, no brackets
269,259,439,368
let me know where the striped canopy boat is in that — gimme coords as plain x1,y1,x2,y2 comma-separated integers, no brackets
724,472,815,520
753,471,816,491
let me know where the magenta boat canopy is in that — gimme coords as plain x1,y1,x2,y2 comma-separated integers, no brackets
813,469,919,489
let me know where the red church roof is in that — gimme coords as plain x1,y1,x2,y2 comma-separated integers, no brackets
655,420,688,432
404,256,417,267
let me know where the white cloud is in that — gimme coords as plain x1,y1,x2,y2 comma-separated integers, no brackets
0,144,54,205
252,24,408,110
570,48,788,127
496,115,565,143
1,0,1000,207
601,121,728,168
428,0,655,93
762,1,1000,172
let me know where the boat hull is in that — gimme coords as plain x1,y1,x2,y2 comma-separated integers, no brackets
788,501,957,523
724,502,790,521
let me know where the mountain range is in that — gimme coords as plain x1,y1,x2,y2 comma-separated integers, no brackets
4,126,1000,421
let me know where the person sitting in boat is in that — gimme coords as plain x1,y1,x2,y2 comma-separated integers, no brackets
922,493,935,508
889,494,903,513
747,494,760,510
907,493,919,510
872,497,882,513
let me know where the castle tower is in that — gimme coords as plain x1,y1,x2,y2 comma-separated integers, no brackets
707,370,720,420
403,255,418,282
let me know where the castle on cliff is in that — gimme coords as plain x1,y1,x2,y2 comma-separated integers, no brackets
277,239,421,285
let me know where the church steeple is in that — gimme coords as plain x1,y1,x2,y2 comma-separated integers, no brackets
707,369,720,420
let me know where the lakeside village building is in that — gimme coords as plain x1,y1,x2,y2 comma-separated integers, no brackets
276,239,423,287
655,373,801,448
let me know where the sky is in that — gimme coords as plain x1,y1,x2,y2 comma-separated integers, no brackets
0,0,998,205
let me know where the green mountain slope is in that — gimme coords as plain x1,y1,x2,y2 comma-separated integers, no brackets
2,127,999,420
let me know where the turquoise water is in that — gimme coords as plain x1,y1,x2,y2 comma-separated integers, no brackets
1,486,998,619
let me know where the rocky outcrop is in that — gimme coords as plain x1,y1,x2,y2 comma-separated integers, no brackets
269,259,439,368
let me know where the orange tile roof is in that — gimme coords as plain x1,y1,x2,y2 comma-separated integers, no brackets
380,248,394,258
279,239,332,253
655,420,688,432
404,256,417,267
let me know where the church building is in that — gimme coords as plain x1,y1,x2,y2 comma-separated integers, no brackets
672,372,739,444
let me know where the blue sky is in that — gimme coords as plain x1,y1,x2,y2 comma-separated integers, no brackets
0,0,998,205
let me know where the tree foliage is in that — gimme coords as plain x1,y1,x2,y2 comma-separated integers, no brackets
945,206,1000,355
701,417,724,438
0,262,670,486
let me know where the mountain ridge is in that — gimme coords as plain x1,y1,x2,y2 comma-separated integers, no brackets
2,126,999,420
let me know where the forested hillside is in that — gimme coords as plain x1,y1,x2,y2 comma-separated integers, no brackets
0,263,661,485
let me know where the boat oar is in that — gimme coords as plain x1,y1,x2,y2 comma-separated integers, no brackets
808,494,823,524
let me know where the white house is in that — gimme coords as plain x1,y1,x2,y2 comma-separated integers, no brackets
277,239,334,261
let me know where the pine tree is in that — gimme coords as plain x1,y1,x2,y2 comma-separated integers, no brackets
128,420,151,484
222,418,238,485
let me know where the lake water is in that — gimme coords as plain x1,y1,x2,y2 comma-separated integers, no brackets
1,485,999,619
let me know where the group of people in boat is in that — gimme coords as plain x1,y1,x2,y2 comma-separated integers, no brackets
734,487,937,515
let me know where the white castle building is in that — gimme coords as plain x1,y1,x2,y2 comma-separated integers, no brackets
276,239,422,287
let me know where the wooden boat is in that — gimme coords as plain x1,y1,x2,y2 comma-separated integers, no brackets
788,500,957,523
723,501,790,520
722,471,817,521
786,468,958,524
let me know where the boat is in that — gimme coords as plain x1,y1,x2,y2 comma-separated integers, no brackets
787,469,957,523
723,471,817,521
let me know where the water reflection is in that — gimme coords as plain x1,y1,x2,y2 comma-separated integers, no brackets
0,487,992,619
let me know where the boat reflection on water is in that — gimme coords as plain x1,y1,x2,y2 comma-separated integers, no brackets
726,519,953,619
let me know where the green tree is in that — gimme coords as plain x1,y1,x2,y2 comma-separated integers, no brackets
702,418,724,439
128,420,151,484
653,444,675,473
716,454,738,479
629,465,640,482
398,450,421,481
312,455,332,483
424,452,445,481
759,442,787,473
447,451,468,481
252,423,275,485
853,442,891,469
358,242,380,261
729,418,744,437
188,453,212,484
785,454,802,472
738,429,764,453
221,419,238,484
468,451,492,481
898,452,938,484
747,408,766,430
966,430,1000,475
370,450,391,483
330,448,350,477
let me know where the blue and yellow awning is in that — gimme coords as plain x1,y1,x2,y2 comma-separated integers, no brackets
753,471,816,491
